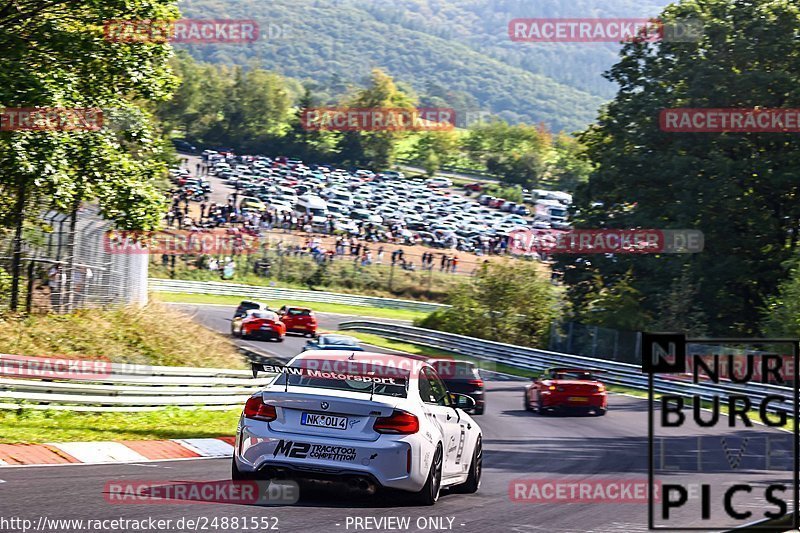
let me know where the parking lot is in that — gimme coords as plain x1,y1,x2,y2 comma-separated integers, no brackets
168,149,573,268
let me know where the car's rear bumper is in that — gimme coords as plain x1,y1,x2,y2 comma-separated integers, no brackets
541,392,607,410
286,326,316,334
246,329,283,339
234,422,424,492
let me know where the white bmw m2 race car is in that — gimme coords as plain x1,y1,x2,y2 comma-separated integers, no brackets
233,351,483,505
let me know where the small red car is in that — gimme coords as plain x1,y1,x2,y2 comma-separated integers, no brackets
278,306,318,337
524,367,607,416
232,310,286,341
464,182,484,192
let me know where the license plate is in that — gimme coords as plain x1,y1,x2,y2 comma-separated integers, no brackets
260,325,273,330
568,396,588,402
301,412,348,430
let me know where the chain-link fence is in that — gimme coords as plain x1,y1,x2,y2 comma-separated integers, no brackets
548,321,642,364
0,205,148,313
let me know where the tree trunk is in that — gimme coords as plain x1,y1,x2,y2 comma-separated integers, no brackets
9,178,27,311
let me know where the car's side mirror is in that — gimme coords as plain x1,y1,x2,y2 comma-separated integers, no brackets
450,393,476,410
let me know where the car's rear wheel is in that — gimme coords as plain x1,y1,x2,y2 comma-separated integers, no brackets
240,328,248,339
594,408,607,416
414,445,442,505
524,394,532,412
473,405,485,415
452,436,481,494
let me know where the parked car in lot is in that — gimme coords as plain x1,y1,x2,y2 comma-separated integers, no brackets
231,310,287,341
524,367,607,416
302,333,364,352
426,177,452,188
464,182,484,192
235,351,483,505
428,360,485,415
381,170,405,180
278,306,318,337
240,196,267,212
172,139,197,153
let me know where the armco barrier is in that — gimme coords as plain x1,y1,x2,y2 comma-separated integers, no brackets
148,279,447,313
339,321,797,414
0,353,274,412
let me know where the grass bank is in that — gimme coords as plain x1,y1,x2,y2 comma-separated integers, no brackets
152,292,431,322
149,253,465,303
0,408,241,444
0,303,246,369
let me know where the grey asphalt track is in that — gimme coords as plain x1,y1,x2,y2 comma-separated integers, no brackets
0,304,791,532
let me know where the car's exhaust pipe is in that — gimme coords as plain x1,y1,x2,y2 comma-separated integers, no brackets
344,476,376,494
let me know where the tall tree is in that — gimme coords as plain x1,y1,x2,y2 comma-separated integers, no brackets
0,0,178,310
559,0,800,335
337,69,415,168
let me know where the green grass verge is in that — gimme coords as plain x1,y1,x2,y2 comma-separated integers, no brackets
152,292,431,322
0,407,241,444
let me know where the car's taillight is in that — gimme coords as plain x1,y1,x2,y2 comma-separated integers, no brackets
468,379,484,388
243,396,277,421
373,410,419,434
596,384,605,393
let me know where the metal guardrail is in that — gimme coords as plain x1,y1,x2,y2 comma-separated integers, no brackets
0,354,274,412
148,279,448,313
339,321,797,414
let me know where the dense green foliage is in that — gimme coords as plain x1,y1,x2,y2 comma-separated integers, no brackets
159,53,592,187
416,262,558,348
177,0,677,131
559,0,800,336
0,0,179,309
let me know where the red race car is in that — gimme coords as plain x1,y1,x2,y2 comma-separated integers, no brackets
231,310,286,341
277,306,318,337
524,367,607,416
